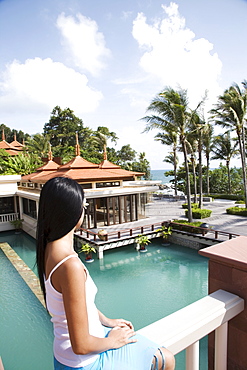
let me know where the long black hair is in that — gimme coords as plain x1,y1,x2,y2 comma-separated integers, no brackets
36,176,84,301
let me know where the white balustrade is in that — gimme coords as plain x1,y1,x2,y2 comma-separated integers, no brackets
0,213,19,223
137,290,244,370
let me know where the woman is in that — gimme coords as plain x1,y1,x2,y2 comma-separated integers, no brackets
36,176,175,370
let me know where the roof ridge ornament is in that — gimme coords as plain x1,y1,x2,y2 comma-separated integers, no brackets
75,133,80,157
48,143,53,161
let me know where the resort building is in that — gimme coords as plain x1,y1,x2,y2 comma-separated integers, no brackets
0,144,159,238
0,130,25,156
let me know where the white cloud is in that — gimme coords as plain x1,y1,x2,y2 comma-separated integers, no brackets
57,13,111,76
0,57,103,116
132,2,222,111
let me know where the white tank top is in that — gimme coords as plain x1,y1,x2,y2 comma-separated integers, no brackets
45,254,105,367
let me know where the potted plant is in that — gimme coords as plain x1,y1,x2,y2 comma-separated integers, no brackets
156,225,172,246
10,218,24,234
135,234,151,252
79,243,96,263
98,229,108,241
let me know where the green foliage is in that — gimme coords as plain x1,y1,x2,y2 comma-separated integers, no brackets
135,234,151,246
235,200,245,204
1,153,42,175
182,203,198,209
185,208,212,219
207,193,243,200
226,207,247,216
78,243,96,255
156,226,172,239
171,220,203,234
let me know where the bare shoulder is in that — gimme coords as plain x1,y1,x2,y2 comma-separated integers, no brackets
61,256,85,277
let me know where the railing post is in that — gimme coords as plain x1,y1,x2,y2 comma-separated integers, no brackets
215,322,228,370
186,341,199,370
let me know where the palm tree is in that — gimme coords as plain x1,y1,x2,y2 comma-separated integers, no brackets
211,132,239,193
26,133,50,158
155,130,179,195
142,87,203,222
210,82,247,206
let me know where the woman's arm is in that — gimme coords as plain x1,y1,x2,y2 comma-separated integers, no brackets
98,310,134,330
57,258,137,355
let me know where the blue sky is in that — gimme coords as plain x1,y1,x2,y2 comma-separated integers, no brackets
0,0,247,169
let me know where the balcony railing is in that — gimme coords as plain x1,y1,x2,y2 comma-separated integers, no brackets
78,220,239,243
137,289,244,370
0,213,19,223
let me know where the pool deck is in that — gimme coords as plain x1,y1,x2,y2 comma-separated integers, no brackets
76,198,246,249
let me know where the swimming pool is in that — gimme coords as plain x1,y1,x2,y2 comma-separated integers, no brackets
0,231,208,369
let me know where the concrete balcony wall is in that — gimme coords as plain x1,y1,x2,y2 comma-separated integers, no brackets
199,236,247,370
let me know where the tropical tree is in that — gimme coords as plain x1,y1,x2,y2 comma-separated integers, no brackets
132,152,151,179
142,87,203,222
43,106,85,148
3,153,42,175
211,132,239,193
210,82,247,205
26,133,50,158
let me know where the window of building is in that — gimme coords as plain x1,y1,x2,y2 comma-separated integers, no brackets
0,197,15,214
22,198,37,219
96,182,120,188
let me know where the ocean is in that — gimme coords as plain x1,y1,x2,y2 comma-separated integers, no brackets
150,169,174,184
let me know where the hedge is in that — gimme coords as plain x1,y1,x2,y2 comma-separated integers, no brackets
226,207,247,217
172,220,202,234
207,194,244,201
185,208,212,219
182,203,198,209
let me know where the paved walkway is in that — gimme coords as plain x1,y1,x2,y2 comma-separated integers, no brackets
145,198,247,237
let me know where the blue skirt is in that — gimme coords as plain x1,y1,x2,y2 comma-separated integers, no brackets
54,328,164,370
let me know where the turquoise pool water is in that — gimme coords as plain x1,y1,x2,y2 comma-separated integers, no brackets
0,231,208,369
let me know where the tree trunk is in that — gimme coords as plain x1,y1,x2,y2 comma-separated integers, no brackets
182,140,193,222
174,146,178,196
198,138,203,208
226,160,231,194
237,131,247,207
191,155,197,204
206,154,210,194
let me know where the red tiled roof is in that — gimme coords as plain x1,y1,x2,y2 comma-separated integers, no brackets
59,156,99,169
99,159,120,169
10,140,25,148
21,155,144,184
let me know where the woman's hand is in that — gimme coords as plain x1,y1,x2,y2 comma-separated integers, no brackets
108,318,134,330
98,310,134,330
107,325,137,349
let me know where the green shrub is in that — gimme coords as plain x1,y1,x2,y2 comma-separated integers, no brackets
185,208,212,219
235,200,245,204
208,194,244,201
226,207,247,217
172,220,202,234
182,203,198,209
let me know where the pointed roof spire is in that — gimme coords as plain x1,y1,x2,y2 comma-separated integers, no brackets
14,132,17,141
103,144,107,160
48,143,53,161
2,129,5,141
75,133,80,157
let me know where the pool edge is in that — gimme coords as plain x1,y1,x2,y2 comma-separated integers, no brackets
0,242,46,308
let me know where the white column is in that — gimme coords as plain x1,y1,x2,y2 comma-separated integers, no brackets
186,341,199,370
215,322,228,370
98,246,104,259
